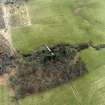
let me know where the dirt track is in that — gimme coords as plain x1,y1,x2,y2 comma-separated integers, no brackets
0,4,16,55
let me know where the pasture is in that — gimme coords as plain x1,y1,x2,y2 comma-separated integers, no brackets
12,0,105,53
0,86,11,105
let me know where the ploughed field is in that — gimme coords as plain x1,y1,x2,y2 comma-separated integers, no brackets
1,0,105,105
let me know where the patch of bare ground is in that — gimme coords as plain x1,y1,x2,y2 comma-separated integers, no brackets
74,7,81,16
0,73,8,86
7,3,32,28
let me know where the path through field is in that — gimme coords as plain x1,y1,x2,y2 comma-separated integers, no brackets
0,3,15,54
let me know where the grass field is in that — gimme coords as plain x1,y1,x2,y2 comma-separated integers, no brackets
0,86,11,105
1,0,105,105
12,0,105,53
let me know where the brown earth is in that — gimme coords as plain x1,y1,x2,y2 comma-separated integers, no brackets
0,74,8,86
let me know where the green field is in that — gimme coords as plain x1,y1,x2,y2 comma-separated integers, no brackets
2,0,105,105
0,86,11,105
12,0,105,53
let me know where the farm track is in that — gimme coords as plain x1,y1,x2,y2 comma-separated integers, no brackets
0,4,16,55
25,3,32,26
